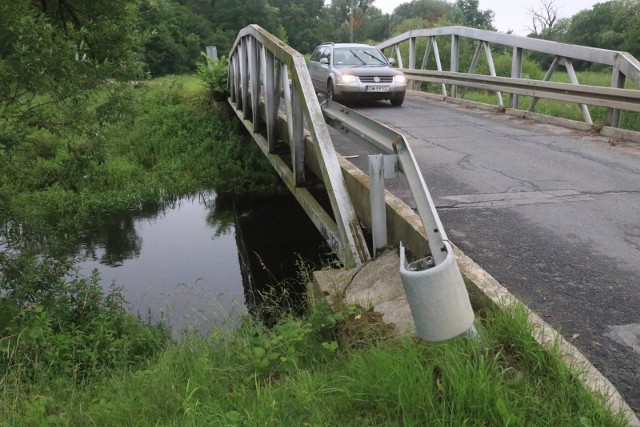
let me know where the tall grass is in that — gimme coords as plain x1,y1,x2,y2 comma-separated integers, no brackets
1,301,628,426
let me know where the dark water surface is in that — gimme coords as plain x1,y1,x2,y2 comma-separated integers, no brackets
76,191,328,333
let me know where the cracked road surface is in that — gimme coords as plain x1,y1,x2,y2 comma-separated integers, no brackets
328,93,640,414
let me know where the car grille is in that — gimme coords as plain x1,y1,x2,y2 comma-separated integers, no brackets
358,76,394,83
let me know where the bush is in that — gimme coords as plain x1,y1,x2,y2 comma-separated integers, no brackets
197,53,230,101
0,253,170,382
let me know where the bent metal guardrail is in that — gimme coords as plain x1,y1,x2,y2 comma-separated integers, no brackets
228,25,370,267
321,99,475,341
378,26,640,127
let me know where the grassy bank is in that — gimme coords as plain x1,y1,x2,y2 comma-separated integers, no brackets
0,75,631,425
1,298,628,426
0,75,280,251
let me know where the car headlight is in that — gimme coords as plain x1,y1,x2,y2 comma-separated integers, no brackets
394,75,407,85
337,74,358,84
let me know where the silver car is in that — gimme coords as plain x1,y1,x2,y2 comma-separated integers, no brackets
307,43,407,106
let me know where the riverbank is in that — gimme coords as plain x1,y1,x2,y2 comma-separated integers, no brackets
0,75,632,425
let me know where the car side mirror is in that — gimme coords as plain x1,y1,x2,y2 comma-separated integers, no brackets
388,57,396,66
320,58,329,65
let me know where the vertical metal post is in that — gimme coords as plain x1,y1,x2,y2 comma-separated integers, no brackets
248,37,260,132
450,35,459,98
229,55,236,102
369,155,387,257
291,83,305,186
608,66,626,128
240,38,249,119
261,47,277,153
510,47,523,109
409,36,417,90
281,64,305,186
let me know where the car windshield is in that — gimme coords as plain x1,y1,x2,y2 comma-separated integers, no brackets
333,48,388,66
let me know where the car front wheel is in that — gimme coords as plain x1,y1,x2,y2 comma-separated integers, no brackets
390,92,405,106
327,81,335,101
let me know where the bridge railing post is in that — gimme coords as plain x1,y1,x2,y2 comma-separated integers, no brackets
510,47,523,109
450,34,460,98
609,66,626,128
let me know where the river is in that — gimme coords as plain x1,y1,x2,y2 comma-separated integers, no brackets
75,191,329,334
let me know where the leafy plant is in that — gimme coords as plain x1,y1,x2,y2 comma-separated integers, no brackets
197,54,230,101
0,253,170,381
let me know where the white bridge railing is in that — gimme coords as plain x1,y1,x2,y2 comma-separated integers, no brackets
228,25,370,267
227,25,476,341
378,26,640,127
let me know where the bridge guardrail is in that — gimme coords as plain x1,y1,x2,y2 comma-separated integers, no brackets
377,26,640,127
321,99,475,341
228,25,370,267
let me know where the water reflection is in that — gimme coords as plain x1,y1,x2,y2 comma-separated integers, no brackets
76,191,329,334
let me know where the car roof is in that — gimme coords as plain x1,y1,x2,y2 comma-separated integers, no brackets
319,42,375,49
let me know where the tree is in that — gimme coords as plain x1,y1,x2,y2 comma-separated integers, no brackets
390,0,452,31
139,0,217,76
527,0,560,35
453,0,495,30
329,0,376,42
269,0,326,53
0,1,144,142
566,0,639,56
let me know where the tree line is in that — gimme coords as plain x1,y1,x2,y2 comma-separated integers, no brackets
2,0,638,81
0,0,637,143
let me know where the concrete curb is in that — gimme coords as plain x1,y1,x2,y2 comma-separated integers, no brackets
317,154,640,425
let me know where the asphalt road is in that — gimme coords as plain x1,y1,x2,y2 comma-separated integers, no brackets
329,93,640,414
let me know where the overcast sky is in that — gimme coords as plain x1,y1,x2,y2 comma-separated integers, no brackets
372,0,600,35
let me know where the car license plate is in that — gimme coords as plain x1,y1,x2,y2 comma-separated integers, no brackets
366,85,389,92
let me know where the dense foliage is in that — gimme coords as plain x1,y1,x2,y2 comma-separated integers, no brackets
0,75,281,402
2,0,638,83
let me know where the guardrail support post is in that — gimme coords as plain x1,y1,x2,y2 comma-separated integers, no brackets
368,154,400,257
369,155,386,257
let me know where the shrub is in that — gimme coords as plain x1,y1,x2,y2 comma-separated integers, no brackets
0,253,170,382
196,53,230,101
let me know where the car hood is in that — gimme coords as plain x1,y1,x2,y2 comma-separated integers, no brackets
337,65,404,76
